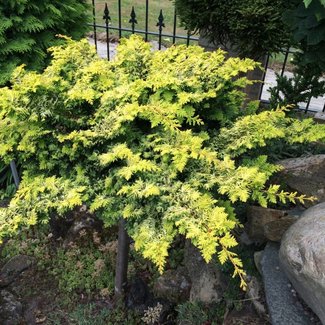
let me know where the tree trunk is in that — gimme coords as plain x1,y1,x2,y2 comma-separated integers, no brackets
114,217,130,301
244,55,268,102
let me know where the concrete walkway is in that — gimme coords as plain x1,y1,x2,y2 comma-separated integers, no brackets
261,69,325,112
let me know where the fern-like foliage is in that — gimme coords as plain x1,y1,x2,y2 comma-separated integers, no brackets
0,0,89,85
0,36,324,289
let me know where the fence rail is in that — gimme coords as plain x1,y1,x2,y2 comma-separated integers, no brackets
90,0,198,58
259,49,325,113
89,1,325,114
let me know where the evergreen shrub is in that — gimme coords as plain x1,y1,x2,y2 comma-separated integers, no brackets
0,36,324,288
174,0,299,59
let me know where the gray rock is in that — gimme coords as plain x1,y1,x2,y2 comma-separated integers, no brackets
280,202,325,324
63,206,101,247
254,250,263,274
261,242,312,325
239,230,254,246
314,112,325,124
184,241,226,303
153,267,191,303
127,278,151,312
0,290,23,325
278,155,325,205
0,255,33,288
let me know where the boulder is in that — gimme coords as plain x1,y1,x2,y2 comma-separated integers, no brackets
246,206,287,243
127,277,151,312
127,277,175,323
314,112,325,124
246,206,306,243
278,155,325,205
0,255,33,288
238,230,254,246
279,202,325,324
0,290,23,325
153,267,191,303
261,242,312,325
184,241,226,303
263,216,297,242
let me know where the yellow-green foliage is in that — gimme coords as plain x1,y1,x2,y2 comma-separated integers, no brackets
0,36,324,289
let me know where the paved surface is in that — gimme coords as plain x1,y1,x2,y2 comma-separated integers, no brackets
88,38,166,60
88,38,118,60
261,242,312,325
261,69,325,112
88,38,325,112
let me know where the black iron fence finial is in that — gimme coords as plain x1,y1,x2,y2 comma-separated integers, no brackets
129,6,138,34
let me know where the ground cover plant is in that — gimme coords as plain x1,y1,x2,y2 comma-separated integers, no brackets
0,35,324,293
0,0,89,86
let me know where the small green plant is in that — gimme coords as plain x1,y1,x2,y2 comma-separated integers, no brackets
47,303,141,325
0,36,324,290
142,303,163,324
50,244,115,294
0,226,51,261
176,301,225,325
269,62,325,108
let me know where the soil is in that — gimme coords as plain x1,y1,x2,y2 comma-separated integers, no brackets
0,254,269,325
0,205,277,325
223,304,268,325
4,264,114,325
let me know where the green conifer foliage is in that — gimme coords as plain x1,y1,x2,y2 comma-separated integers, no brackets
0,0,89,85
0,36,324,288
174,0,299,59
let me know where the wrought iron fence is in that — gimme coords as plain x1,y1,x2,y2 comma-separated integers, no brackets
259,49,325,113
89,1,324,114
89,0,199,60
